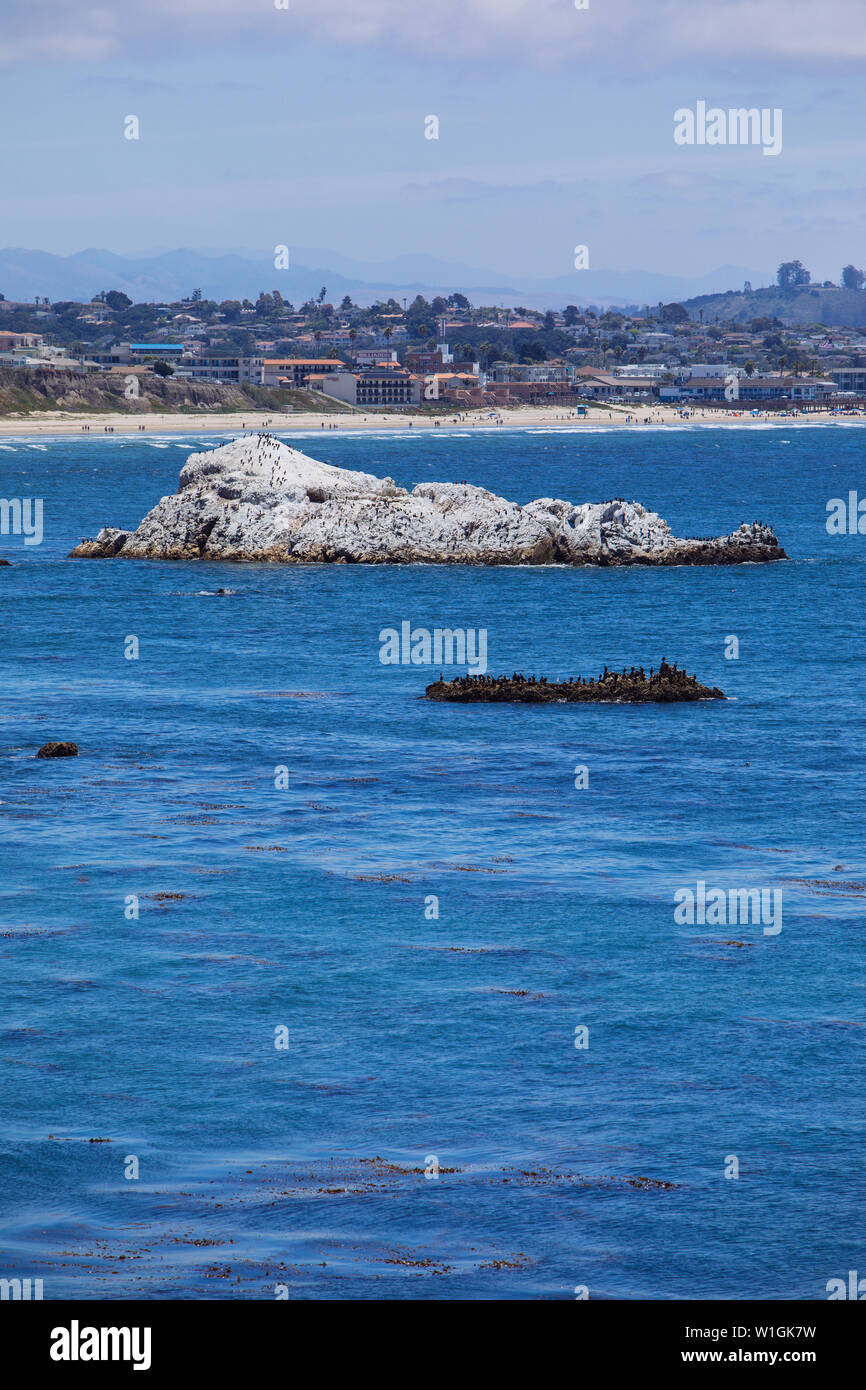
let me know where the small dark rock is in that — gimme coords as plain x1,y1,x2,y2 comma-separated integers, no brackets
36,742,79,759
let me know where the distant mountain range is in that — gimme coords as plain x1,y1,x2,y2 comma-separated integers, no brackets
0,247,772,310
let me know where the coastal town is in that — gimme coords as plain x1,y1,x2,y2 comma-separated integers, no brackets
2,261,866,419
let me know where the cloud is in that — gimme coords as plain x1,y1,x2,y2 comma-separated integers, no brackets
1,0,865,68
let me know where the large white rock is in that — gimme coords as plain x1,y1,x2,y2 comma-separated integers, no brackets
70,433,785,566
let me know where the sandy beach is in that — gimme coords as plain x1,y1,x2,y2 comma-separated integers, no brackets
0,402,856,438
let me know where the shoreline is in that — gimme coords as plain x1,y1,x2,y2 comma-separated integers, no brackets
0,402,862,439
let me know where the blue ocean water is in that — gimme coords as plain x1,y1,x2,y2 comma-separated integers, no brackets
1,422,864,1301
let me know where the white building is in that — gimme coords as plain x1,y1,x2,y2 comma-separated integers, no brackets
683,364,747,379
309,366,419,407
612,363,673,379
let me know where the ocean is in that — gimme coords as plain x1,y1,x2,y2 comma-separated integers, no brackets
1,422,864,1300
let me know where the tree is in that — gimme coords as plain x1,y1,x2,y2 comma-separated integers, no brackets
191,288,203,302
104,290,132,312
519,341,547,364
744,360,756,377
407,295,432,321
842,264,865,290
660,302,689,324
563,305,580,326
151,360,174,377
776,260,810,289
341,296,354,311
318,286,328,303
543,310,556,331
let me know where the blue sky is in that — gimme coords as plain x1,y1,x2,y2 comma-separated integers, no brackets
1,0,865,281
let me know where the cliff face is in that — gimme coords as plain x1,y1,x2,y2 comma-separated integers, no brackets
70,433,787,566
0,367,303,416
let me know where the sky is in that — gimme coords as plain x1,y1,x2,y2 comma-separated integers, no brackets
1,0,865,282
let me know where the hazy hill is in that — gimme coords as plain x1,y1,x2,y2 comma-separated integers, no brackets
683,284,866,328
0,247,769,311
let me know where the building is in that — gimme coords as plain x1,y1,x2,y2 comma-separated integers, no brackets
353,349,398,368
577,373,656,399
184,354,264,384
421,372,481,401
405,346,481,375
488,361,574,384
683,364,747,379
0,330,43,351
261,358,342,387
129,343,186,363
829,367,866,393
88,342,133,367
4,355,100,374
612,363,673,379
311,366,419,408
679,375,837,403
403,349,446,373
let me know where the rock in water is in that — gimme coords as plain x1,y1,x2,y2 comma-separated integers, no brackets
36,741,79,758
69,433,786,567
425,663,726,704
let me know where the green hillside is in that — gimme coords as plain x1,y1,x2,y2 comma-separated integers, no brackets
683,284,866,328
